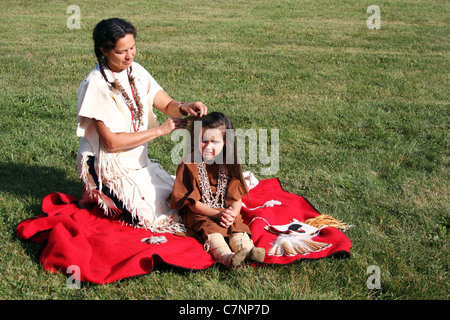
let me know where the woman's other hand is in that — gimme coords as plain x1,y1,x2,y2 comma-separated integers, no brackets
187,101,207,117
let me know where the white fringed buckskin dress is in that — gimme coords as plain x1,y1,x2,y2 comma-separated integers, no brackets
76,62,184,233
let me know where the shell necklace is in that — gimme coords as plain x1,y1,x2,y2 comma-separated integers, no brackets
197,162,229,209
104,60,144,132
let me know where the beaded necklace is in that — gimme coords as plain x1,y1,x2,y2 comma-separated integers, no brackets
102,60,144,132
197,161,229,209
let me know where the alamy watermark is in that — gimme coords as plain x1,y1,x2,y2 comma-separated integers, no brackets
367,5,381,29
66,265,81,289
65,263,382,290
366,265,381,289
66,5,81,29
65,264,382,290
171,122,279,175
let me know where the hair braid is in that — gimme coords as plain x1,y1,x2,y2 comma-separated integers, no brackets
98,57,117,89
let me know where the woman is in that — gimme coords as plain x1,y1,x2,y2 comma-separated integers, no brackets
76,18,206,232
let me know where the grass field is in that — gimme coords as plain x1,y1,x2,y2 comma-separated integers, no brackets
0,0,448,300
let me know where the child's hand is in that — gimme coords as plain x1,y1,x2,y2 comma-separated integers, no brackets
219,206,238,228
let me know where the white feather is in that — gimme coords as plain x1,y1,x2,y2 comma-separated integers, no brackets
267,233,331,257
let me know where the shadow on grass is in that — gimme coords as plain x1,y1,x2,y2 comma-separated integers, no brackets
0,160,83,236
0,160,82,202
0,161,83,266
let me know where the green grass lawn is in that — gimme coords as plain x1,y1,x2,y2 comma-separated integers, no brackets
0,0,448,300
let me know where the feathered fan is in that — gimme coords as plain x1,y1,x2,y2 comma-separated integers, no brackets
265,219,332,257
245,197,352,257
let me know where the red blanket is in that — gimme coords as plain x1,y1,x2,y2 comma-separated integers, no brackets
16,178,351,284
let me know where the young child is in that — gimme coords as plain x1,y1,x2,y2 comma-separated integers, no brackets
170,112,265,267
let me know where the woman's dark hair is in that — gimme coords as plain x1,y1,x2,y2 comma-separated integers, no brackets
92,18,137,87
188,112,248,195
93,18,137,60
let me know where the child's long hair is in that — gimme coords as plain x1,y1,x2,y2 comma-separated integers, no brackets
187,112,248,194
